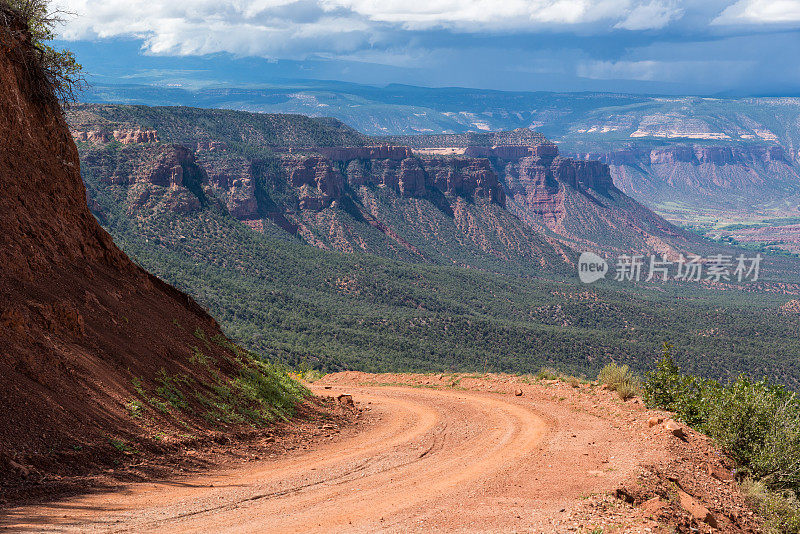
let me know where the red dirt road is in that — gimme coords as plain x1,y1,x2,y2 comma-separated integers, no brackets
1,380,662,533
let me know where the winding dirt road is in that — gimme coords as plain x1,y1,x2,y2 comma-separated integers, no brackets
1,380,660,533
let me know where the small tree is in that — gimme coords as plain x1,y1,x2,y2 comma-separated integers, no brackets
2,0,84,103
643,342,681,408
642,342,718,427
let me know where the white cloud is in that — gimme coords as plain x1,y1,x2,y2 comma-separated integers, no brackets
615,1,684,30
324,0,628,28
55,0,644,45
713,0,800,23
50,0,797,59
577,58,754,83
54,0,375,56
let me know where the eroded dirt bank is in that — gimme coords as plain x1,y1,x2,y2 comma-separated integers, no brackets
1,373,760,533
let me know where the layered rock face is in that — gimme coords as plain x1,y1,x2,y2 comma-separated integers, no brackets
134,145,195,187
592,144,790,166
580,143,792,170
275,152,507,211
67,103,703,262
80,144,207,214
284,156,343,207
199,153,258,219
310,144,586,210
573,160,614,190
504,144,615,220
420,157,505,204
72,128,158,144
76,131,510,221
505,156,562,219
574,142,800,213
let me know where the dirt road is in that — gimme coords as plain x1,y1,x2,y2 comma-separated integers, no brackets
1,380,662,533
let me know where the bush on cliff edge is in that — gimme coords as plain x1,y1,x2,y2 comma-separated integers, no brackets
1,0,83,103
644,342,800,532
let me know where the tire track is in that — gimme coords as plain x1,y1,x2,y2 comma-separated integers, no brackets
1,386,548,533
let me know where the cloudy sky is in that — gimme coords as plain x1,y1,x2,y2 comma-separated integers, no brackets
53,0,800,94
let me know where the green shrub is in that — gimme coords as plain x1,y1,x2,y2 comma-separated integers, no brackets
743,479,800,534
109,438,137,454
295,360,325,382
642,343,718,427
154,369,189,410
565,375,583,388
615,378,641,401
705,378,800,491
644,342,800,498
535,367,560,380
598,362,641,400
234,360,309,421
190,345,212,366
125,399,145,418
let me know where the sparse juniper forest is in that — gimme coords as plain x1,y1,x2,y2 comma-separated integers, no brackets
100,201,800,381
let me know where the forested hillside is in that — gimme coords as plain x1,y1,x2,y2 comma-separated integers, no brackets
86,167,800,387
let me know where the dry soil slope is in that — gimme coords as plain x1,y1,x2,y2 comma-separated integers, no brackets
0,6,289,489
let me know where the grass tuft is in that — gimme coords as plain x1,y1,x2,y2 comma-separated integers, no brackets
125,399,145,418
598,363,641,400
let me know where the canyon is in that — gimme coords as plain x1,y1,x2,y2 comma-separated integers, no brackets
69,108,717,271
60,103,800,388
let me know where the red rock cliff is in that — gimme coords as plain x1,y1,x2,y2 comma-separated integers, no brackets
272,153,507,212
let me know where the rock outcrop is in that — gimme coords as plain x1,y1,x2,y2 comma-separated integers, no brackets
583,144,790,167
135,145,195,187
421,157,506,205
273,153,507,212
198,154,258,219
284,155,343,200
504,144,614,221
72,128,158,145
82,144,207,214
